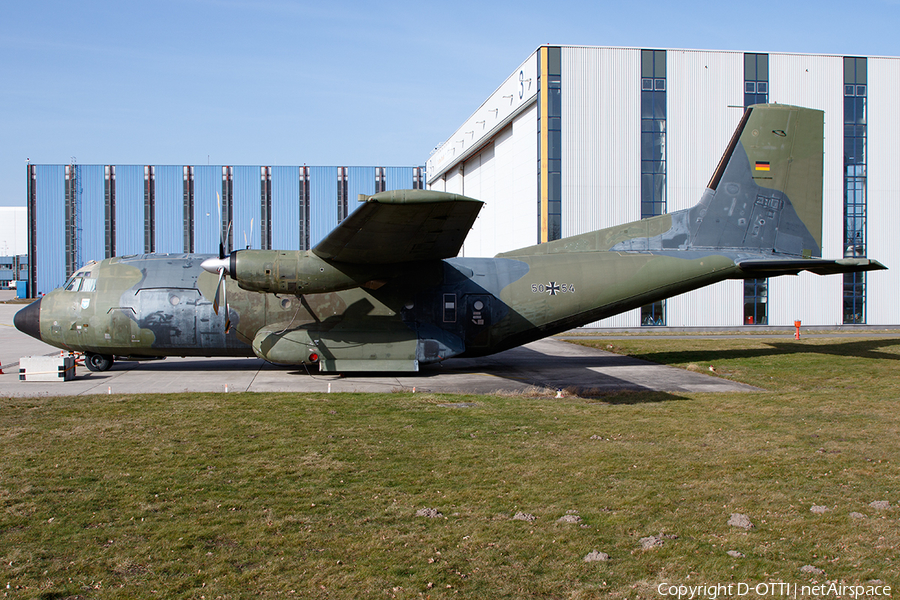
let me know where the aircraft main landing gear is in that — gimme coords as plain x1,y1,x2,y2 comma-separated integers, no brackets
85,353,114,372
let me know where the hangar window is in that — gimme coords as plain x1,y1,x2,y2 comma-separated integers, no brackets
640,50,667,327
743,53,770,325
744,53,769,107
843,273,865,324
843,56,867,324
640,49,666,220
744,278,767,325
641,301,665,327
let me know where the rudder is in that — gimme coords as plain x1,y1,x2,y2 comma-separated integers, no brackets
688,104,824,258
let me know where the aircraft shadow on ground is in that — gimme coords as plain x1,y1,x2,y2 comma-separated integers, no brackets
85,357,266,373
78,344,693,404
632,337,900,366
418,344,689,404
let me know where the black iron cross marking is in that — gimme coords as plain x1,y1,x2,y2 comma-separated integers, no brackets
546,282,561,296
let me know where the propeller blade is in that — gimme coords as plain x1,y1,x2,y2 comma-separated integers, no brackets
213,267,225,315
223,278,231,334
212,266,231,334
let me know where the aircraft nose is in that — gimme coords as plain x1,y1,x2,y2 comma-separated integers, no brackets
14,298,42,341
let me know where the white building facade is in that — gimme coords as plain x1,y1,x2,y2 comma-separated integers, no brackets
427,46,900,328
0,207,27,256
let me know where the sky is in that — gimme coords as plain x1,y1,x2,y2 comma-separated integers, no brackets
2,0,899,207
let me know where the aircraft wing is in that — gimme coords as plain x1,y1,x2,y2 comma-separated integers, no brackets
736,257,887,276
311,190,483,264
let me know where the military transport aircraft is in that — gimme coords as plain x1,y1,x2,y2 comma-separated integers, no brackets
14,104,886,373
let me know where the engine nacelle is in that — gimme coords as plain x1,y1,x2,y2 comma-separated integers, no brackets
226,250,364,294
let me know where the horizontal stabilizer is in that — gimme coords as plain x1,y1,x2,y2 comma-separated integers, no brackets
737,257,887,276
312,190,483,264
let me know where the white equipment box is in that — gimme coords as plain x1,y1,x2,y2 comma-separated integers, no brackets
19,356,76,382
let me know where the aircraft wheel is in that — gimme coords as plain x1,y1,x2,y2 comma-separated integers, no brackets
85,353,114,372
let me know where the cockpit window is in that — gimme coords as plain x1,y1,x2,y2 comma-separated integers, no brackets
63,277,97,292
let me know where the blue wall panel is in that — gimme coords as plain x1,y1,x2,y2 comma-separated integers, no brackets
154,166,184,254
347,167,376,215
193,166,221,255
115,165,145,256
233,166,260,250
30,163,423,293
385,167,414,191
75,165,105,265
309,167,337,247
271,166,300,251
34,165,66,295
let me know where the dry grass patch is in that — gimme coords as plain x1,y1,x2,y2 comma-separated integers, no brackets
1,337,899,597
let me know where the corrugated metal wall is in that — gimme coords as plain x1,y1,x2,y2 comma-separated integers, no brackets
271,166,301,251
443,166,463,196
115,165,145,257
28,163,424,295
668,50,744,211
865,57,900,325
454,105,537,258
596,48,642,230
347,167,377,203
385,167,414,191
767,54,845,326
76,165,105,265
309,166,338,248
770,55,844,327
505,106,539,252
459,146,494,257
154,165,184,253
192,166,221,255
33,166,66,295
561,47,643,237
232,166,260,250
560,46,603,236
665,50,745,326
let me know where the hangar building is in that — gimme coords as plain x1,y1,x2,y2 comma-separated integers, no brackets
427,46,900,327
26,165,424,297
0,207,28,289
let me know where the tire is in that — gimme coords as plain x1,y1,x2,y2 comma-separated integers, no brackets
85,353,114,372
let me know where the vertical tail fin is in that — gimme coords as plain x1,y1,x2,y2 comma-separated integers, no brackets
688,104,824,257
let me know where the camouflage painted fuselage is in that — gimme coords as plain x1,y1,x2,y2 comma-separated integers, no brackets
16,104,885,372
26,245,746,371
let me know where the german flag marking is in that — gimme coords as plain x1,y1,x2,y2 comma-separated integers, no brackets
755,161,771,171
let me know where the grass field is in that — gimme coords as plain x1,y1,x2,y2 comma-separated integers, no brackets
1,336,898,599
